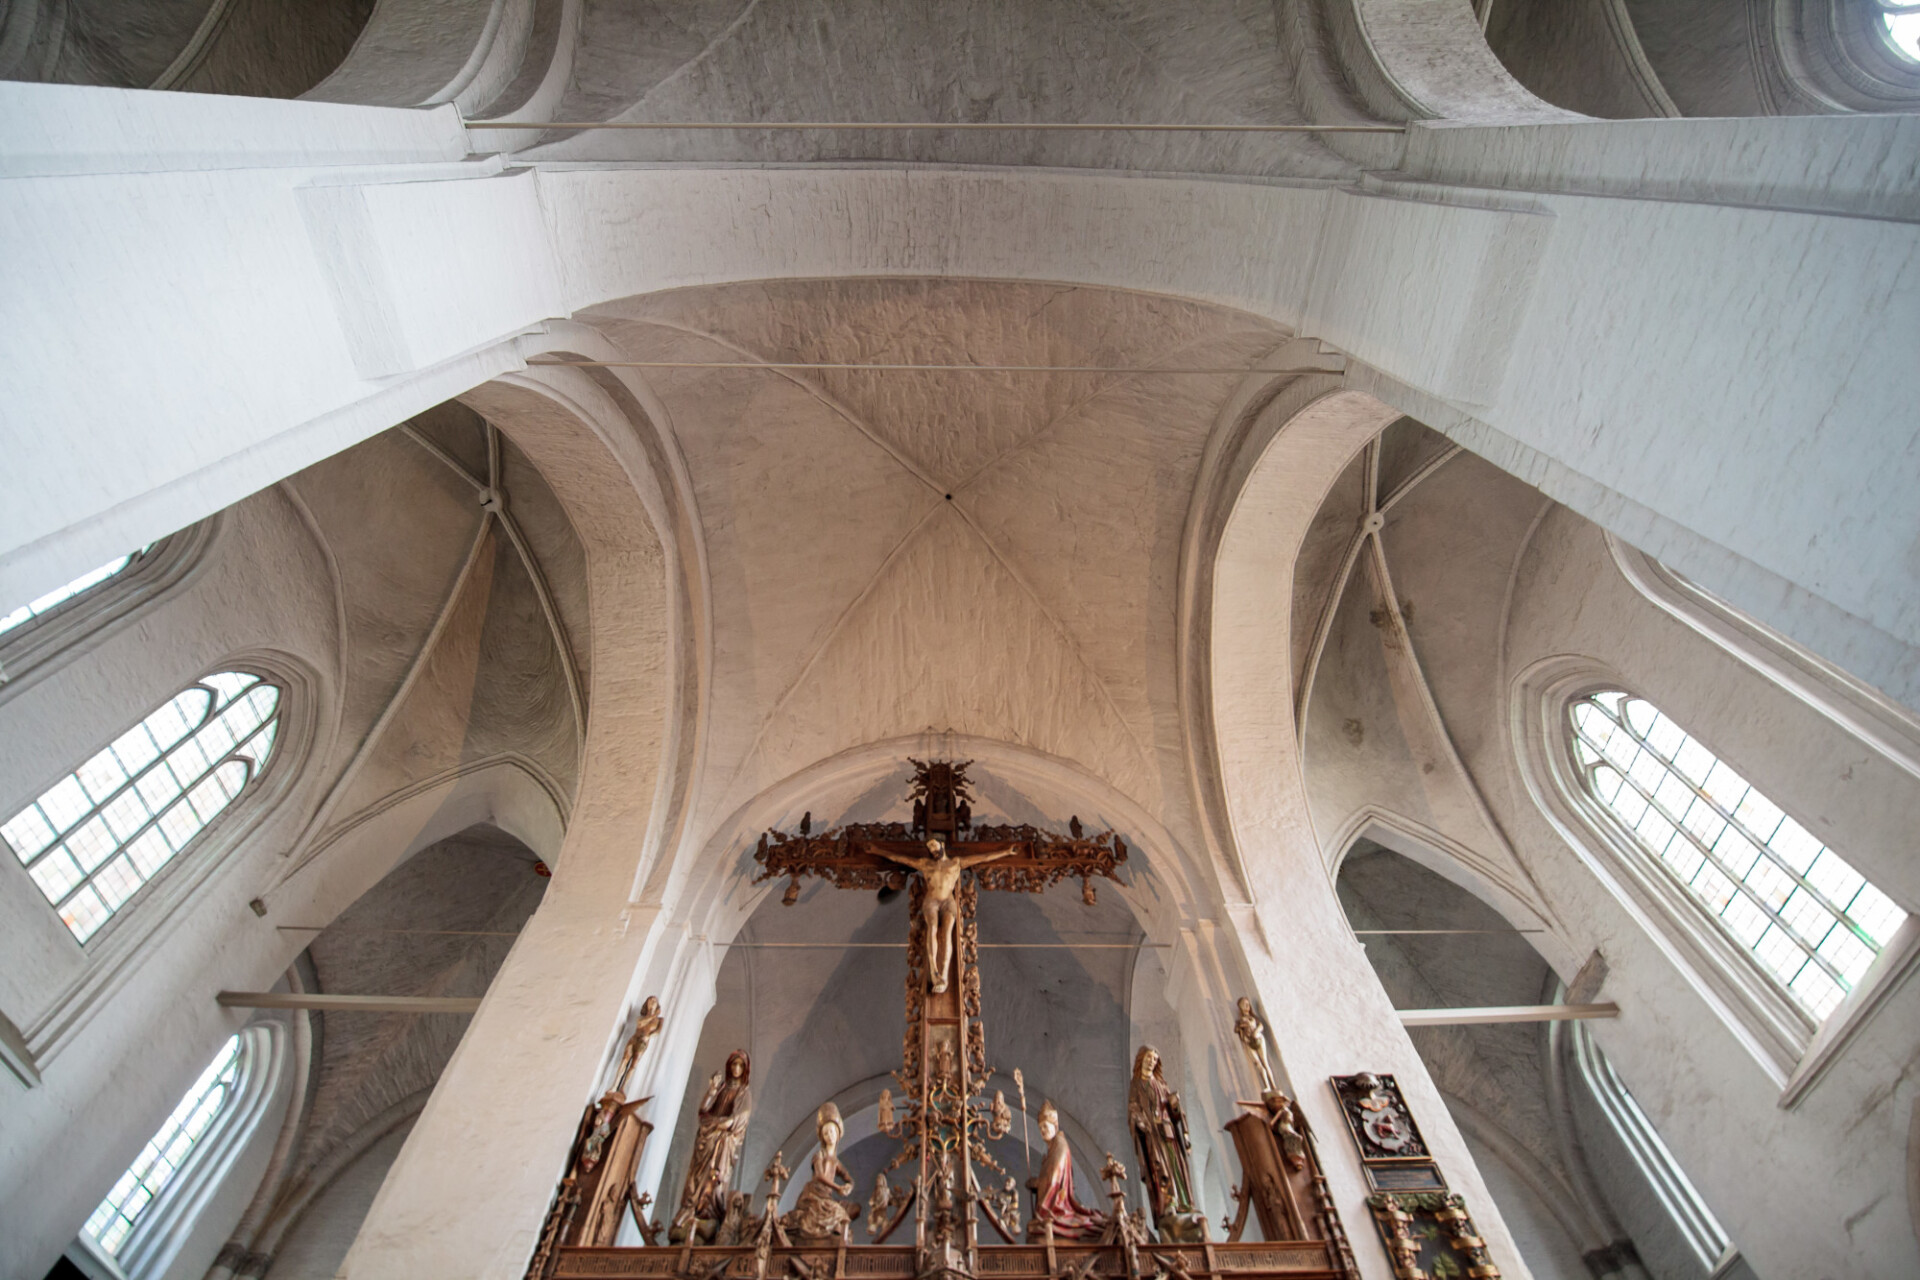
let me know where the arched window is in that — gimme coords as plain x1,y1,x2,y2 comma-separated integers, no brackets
72,1024,290,1280
0,546,150,636
85,1034,243,1254
1880,1,1920,60
1569,691,1906,1019
1,671,281,942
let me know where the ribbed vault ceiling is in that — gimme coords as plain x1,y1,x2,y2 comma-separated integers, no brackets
584,279,1288,830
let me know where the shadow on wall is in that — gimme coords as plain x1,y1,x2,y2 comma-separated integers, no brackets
245,825,550,1280
0,0,375,97
1336,841,1727,1280
260,1123,414,1280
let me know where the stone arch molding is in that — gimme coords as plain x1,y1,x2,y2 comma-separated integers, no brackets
265,350,706,949
1325,806,1572,973
628,735,1257,1232
456,358,708,895
1192,382,1404,904
0,517,221,701
669,733,1226,955
307,0,569,116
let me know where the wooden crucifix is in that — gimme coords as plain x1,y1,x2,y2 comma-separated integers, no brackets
751,760,1128,1268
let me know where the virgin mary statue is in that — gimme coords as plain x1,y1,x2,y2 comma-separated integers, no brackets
1128,1045,1204,1241
670,1049,753,1242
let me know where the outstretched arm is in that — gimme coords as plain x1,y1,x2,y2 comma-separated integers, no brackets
874,850,933,873
950,848,1017,870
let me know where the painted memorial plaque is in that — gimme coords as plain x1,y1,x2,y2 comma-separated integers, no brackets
1365,1192,1500,1280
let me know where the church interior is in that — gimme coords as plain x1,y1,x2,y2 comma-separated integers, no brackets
2,3,1917,1279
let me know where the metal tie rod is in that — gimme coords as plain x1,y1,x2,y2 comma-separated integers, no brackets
525,361,1334,374
716,941,1170,950
1354,928,1545,936
468,120,1404,134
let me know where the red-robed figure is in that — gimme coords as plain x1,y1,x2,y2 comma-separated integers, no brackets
1026,1101,1105,1241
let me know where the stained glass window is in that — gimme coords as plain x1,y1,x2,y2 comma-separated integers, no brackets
1570,692,1906,1019
0,548,150,637
83,1035,242,1254
1,673,280,942
1881,0,1920,60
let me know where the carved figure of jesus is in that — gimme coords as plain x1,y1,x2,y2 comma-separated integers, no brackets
877,837,1014,993
1233,996,1277,1095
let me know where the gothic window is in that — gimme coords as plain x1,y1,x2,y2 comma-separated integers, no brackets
1881,1,1920,60
84,1034,243,1254
0,547,149,636
1,672,281,943
1569,691,1907,1019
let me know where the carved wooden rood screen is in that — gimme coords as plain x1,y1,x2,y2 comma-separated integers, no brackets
533,761,1355,1280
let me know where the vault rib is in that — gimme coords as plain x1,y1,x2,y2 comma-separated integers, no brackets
948,330,1284,496
273,517,497,886
482,422,588,757
1378,445,1463,513
1360,529,1560,926
620,315,947,495
941,500,1155,778
722,500,948,794
401,421,588,756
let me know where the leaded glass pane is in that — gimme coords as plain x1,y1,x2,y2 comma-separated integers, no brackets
1883,3,1920,60
0,674,281,942
85,1036,242,1257
1570,692,1908,1019
0,551,143,636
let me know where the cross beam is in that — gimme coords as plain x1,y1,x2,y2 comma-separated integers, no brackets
216,991,481,1013
1396,1002,1619,1027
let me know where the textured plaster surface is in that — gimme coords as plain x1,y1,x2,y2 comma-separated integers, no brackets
289,827,546,1215
0,413,589,1279
265,1124,412,1280
536,0,1356,178
4,13,1920,1279
586,279,1287,852
1305,452,1920,1276
1482,0,1674,120
0,0,374,97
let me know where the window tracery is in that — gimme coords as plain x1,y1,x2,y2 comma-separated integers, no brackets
1568,691,1905,1019
0,546,150,636
1879,1,1920,61
1,671,281,942
84,1034,243,1254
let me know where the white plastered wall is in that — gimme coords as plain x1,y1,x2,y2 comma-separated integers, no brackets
1293,443,1920,1276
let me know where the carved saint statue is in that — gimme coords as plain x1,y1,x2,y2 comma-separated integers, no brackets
1128,1046,1204,1241
671,1049,753,1242
876,837,1015,992
994,1176,1023,1238
613,995,664,1095
867,1174,895,1237
1262,1092,1309,1171
877,1087,895,1134
990,1088,1013,1139
783,1101,861,1242
1026,1100,1105,1241
1233,997,1277,1096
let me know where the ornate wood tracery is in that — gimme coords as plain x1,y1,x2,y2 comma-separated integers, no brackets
537,762,1355,1280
